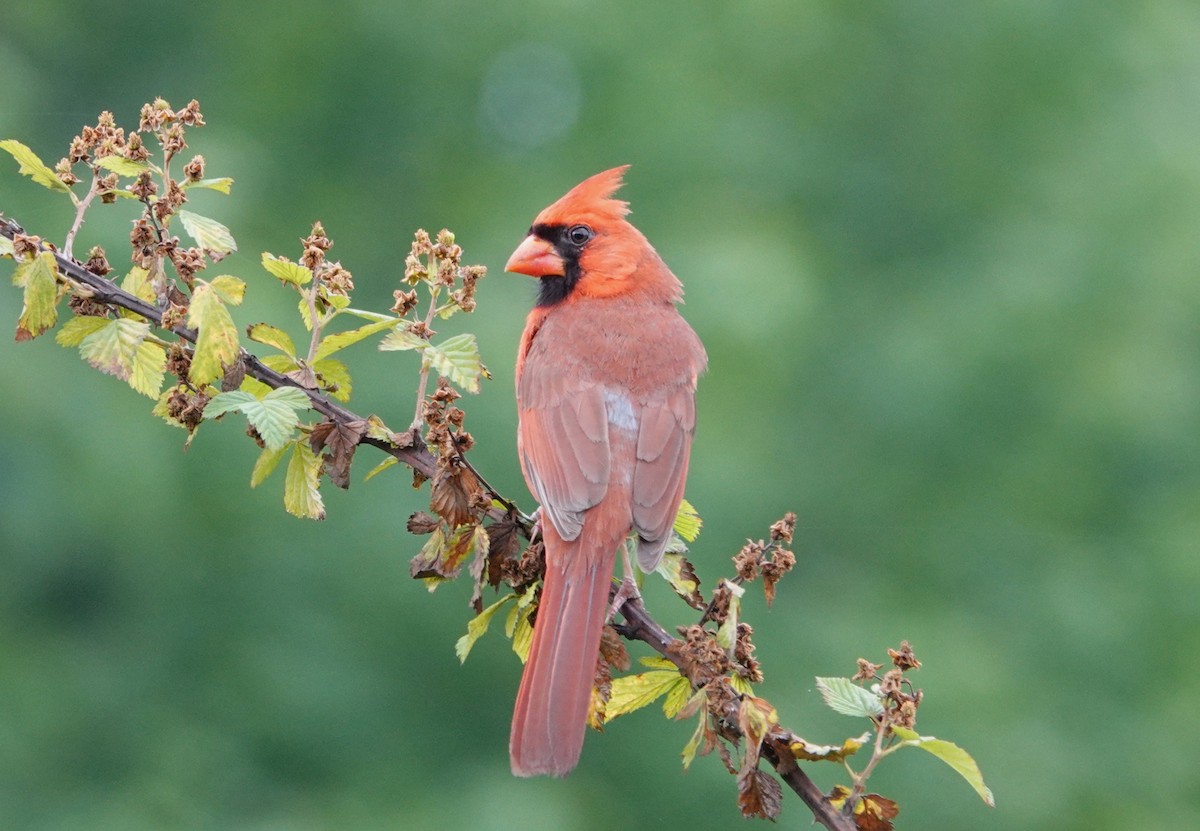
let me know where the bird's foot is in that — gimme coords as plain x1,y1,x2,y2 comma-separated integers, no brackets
607,573,641,624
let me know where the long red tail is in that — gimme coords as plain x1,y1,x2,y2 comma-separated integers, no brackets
509,522,618,777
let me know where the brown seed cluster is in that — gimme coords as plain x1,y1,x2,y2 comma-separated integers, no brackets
853,641,924,731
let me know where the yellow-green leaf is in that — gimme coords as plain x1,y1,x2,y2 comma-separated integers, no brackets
261,252,312,286
662,675,693,718
681,707,708,770
247,322,296,356
77,317,148,379
14,251,59,340
715,579,744,651
315,317,399,361
182,177,234,194
891,726,995,807
0,236,15,257
789,732,870,763
129,339,166,398
673,498,702,542
455,593,517,663
209,275,245,305
507,599,535,663
187,280,240,386
606,671,688,722
377,326,427,352
94,155,150,177
251,442,290,488
0,139,70,192
364,456,398,482
56,315,110,347
284,440,325,520
313,358,352,402
120,266,155,308
422,332,488,393
729,674,755,696
178,210,237,257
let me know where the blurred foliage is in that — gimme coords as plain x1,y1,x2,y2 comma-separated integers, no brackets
2,1,1199,828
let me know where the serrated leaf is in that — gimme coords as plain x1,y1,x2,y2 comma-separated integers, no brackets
890,726,995,806
182,177,234,194
656,551,704,609
422,332,488,393
56,315,110,347
681,708,709,770
178,211,237,257
283,440,325,519
662,675,694,718
93,155,150,177
247,323,296,356
364,456,398,481
729,674,755,696
0,139,70,192
205,386,312,450
377,326,427,352
120,266,155,307
129,340,166,397
261,252,312,286
78,317,148,380
814,676,885,718
673,498,702,542
251,442,290,488
209,275,245,305
315,317,399,361
455,594,517,663
606,671,687,721
14,251,59,340
187,280,240,386
313,358,351,402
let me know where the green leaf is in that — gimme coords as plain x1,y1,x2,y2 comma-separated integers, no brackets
314,317,399,361
0,139,70,192
890,726,995,806
178,210,237,257
341,307,396,323
680,705,709,770
508,600,535,662
187,279,240,386
715,579,744,651
251,442,290,488
729,674,755,696
93,155,150,177
656,551,704,609
606,671,688,721
814,677,885,718
673,498,703,542
662,675,694,718
455,594,517,663
56,315,109,347
261,252,312,286
14,251,59,340
205,386,312,450
422,332,488,393
182,177,234,194
284,440,325,519
313,358,352,402
0,236,14,257
77,317,148,378
247,322,296,356
377,326,427,352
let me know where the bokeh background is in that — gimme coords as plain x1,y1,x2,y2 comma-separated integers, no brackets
2,2,1198,829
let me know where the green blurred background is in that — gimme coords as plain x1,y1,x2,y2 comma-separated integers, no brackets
2,1,1198,828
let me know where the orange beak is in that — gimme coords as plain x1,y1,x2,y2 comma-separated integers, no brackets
505,235,564,277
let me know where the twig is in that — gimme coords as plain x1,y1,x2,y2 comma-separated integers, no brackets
63,171,100,260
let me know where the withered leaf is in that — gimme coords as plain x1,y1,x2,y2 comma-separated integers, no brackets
309,418,367,489
485,513,524,589
598,624,631,672
429,465,481,527
854,794,899,831
736,767,783,821
406,510,439,535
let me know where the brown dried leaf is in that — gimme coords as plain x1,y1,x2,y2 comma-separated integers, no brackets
309,418,367,489
429,465,482,527
406,511,439,535
736,767,783,821
854,794,899,831
598,624,631,672
485,513,524,589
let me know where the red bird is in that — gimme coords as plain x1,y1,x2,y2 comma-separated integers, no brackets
504,167,707,777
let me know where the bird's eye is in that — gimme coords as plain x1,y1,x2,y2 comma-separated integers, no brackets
567,224,593,246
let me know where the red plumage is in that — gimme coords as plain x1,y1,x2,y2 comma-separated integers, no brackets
505,168,706,776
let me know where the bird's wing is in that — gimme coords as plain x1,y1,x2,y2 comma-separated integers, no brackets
518,359,610,542
632,383,697,570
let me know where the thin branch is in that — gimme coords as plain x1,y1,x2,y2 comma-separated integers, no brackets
63,172,100,260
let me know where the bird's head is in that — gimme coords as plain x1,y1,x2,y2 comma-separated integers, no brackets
506,166,678,306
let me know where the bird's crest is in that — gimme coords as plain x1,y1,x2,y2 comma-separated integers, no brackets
535,165,631,227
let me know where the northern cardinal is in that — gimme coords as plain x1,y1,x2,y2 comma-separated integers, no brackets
504,166,707,776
